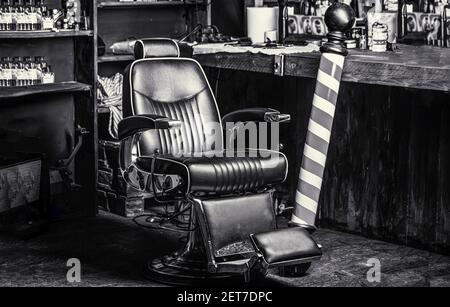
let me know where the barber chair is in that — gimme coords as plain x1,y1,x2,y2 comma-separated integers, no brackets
118,38,322,285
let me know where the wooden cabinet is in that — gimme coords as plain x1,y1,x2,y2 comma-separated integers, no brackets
0,0,97,216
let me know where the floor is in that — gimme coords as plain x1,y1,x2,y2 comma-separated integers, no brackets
1,211,449,287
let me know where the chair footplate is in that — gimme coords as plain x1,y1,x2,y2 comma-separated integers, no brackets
250,227,322,268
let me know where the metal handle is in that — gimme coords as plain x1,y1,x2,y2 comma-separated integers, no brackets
57,125,89,168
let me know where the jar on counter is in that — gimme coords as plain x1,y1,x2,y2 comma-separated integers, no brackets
371,22,388,52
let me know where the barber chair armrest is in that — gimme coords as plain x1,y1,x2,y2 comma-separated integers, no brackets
250,227,322,269
221,108,290,125
118,114,182,140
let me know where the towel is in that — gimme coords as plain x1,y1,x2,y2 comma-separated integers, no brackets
97,73,124,140
191,42,320,56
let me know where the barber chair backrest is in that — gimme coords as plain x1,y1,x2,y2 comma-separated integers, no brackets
123,38,223,156
197,192,277,256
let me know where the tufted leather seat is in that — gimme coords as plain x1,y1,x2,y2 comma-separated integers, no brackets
134,149,287,195
122,45,288,196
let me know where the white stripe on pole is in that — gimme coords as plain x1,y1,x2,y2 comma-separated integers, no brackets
295,191,319,213
323,52,345,69
312,94,336,116
316,70,340,93
299,168,323,190
308,119,332,142
303,143,327,167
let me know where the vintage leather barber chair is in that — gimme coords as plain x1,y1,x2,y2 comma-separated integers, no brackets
118,38,322,285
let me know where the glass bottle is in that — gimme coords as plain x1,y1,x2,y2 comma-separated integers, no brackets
81,9,88,30
2,57,14,87
25,0,38,30
15,5,25,31
34,56,44,84
12,57,24,87
24,56,37,85
0,58,7,87
65,0,81,27
4,0,14,31
0,2,4,31
41,64,54,84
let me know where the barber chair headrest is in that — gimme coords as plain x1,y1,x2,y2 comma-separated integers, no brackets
134,38,180,59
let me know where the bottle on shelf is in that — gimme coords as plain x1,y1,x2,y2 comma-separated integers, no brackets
0,0,90,32
24,56,38,85
41,5,53,30
0,1,14,31
12,56,25,86
24,0,39,31
0,56,55,87
41,64,54,84
0,57,13,87
52,8,64,29
80,9,88,30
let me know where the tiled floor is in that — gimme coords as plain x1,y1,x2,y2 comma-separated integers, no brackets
1,211,449,287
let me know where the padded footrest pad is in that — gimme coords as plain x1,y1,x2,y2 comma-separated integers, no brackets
251,227,322,264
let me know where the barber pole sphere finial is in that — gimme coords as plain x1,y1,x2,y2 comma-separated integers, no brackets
290,3,355,232
321,2,356,56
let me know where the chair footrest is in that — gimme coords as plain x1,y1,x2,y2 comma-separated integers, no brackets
214,256,259,274
250,227,322,266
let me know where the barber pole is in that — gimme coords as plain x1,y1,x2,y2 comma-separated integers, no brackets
291,3,355,228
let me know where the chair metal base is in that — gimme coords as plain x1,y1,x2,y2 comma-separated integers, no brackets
142,199,271,285
144,247,243,286
143,205,248,286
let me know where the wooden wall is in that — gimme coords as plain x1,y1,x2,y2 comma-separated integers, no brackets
204,67,450,255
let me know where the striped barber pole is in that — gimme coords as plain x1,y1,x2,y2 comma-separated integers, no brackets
291,2,354,227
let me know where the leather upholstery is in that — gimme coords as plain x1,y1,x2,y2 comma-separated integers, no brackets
199,192,276,254
135,149,287,194
118,114,181,140
123,58,223,156
134,38,180,59
123,39,288,196
251,227,322,264
222,107,290,123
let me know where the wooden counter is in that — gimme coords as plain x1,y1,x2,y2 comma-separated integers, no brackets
197,45,450,255
194,44,450,92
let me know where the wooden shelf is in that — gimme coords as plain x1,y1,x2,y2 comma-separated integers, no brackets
98,0,204,9
0,30,94,39
0,82,92,100
98,54,135,63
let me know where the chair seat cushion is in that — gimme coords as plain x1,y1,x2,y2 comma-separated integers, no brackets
135,149,287,195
